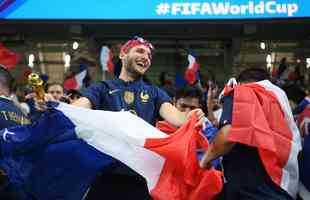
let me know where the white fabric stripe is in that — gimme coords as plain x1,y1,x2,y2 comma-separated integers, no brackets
56,103,167,191
100,46,111,71
301,118,310,136
257,80,301,198
299,182,310,200
75,70,87,88
218,78,237,100
187,54,196,69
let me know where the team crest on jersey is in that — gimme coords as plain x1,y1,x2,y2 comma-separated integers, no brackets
124,91,135,104
140,90,149,103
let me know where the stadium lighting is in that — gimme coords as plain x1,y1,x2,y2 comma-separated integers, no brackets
260,42,266,50
28,54,35,68
64,54,71,68
306,58,310,69
73,42,79,50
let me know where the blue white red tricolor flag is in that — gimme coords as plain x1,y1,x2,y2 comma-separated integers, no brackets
0,103,223,200
184,53,200,85
224,80,301,199
100,46,114,74
63,64,87,90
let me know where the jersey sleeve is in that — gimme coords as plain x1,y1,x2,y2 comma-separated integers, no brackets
155,87,172,108
82,82,107,110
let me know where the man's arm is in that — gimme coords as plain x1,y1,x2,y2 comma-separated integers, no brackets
159,102,187,127
200,124,235,168
159,102,205,127
71,97,92,109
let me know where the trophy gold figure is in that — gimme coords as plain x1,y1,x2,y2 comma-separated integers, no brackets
28,73,45,100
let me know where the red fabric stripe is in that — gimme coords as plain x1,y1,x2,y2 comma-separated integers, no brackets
156,120,178,135
184,68,197,85
228,83,293,186
107,50,114,74
0,43,21,69
63,77,78,90
146,115,222,200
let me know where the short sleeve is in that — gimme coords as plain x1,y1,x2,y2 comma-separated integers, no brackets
82,82,108,110
156,87,172,109
219,94,233,128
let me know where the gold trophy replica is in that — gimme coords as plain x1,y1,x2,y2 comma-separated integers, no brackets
28,73,45,100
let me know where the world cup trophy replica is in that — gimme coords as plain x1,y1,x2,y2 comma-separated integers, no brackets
28,73,45,100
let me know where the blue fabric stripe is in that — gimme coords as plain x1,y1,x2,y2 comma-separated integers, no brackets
0,107,114,200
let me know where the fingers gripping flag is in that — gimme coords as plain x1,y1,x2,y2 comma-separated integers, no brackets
0,103,222,200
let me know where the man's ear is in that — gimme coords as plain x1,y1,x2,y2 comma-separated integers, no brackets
119,52,126,59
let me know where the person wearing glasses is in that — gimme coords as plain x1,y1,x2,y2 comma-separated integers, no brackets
60,36,206,200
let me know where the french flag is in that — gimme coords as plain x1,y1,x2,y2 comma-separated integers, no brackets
100,46,114,74
0,103,223,200
184,53,200,85
0,43,21,69
225,80,301,199
63,64,87,90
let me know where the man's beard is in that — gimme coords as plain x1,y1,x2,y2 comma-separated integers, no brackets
124,57,143,79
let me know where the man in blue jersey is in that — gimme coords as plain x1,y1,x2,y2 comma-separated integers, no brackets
67,36,205,200
0,64,31,199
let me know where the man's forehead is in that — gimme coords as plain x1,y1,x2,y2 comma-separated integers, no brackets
48,85,63,90
129,45,151,53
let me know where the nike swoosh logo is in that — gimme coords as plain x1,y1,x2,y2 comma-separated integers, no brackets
109,89,120,94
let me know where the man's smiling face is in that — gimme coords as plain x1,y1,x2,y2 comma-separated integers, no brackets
122,45,152,78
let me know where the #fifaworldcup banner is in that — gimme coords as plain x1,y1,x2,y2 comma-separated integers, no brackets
0,0,309,20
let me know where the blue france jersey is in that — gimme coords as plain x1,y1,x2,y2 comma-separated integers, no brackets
83,78,171,125
0,97,30,129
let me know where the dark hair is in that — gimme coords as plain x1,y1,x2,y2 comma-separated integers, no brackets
237,68,269,83
0,64,15,92
175,86,203,102
66,89,81,99
282,85,306,104
45,82,64,92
